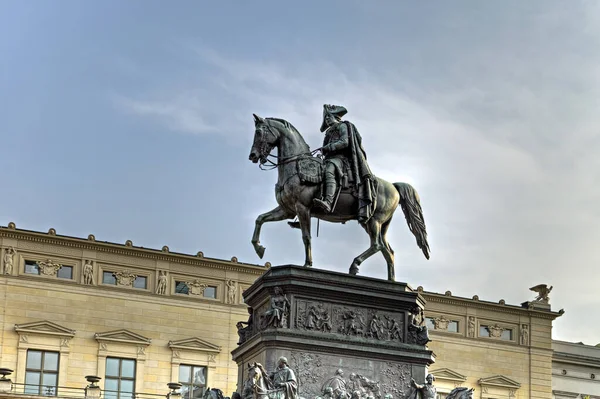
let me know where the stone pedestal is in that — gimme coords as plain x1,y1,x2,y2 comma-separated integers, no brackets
231,265,435,399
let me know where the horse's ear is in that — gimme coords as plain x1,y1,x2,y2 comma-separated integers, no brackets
253,113,264,124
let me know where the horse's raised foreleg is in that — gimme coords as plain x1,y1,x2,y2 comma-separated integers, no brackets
252,206,294,259
349,219,384,277
295,204,313,267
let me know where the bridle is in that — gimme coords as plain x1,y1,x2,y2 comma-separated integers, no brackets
255,120,321,171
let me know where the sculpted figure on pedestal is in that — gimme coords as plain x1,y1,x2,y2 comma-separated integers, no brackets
406,374,436,399
248,106,430,281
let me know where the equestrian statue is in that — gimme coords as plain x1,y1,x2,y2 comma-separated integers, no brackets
248,104,430,281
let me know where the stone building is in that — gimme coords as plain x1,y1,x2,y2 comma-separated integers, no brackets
552,340,600,399
419,288,564,399
0,224,265,398
0,224,565,399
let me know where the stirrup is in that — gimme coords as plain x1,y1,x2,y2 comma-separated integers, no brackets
313,198,332,213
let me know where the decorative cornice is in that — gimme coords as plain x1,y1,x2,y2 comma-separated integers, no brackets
429,368,467,382
168,337,221,353
0,226,267,275
478,375,521,389
94,329,151,345
422,292,563,320
14,320,76,337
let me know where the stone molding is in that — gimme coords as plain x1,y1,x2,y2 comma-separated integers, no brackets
422,292,563,320
429,368,467,384
14,320,76,338
0,227,266,275
168,337,221,353
478,375,521,389
94,329,152,346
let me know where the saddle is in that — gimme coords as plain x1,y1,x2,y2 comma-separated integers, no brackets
297,155,354,192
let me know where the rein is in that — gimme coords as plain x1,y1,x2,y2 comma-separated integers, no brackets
257,121,322,171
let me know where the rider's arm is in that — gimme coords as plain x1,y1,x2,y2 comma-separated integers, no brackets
324,123,349,153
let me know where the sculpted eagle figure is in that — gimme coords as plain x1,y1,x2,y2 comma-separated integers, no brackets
529,284,553,302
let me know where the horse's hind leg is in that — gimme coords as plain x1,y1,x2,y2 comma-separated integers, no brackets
381,218,396,281
349,218,384,276
252,206,293,258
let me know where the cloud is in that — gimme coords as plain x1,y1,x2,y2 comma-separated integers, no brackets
112,3,600,343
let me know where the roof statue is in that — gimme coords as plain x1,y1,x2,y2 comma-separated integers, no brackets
530,284,553,303
248,104,430,281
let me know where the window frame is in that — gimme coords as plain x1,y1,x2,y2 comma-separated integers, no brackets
24,349,60,396
178,364,208,399
104,357,137,399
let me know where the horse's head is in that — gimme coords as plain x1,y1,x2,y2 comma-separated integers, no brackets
249,114,279,164
447,387,475,399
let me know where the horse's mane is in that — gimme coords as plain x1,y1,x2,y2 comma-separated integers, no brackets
265,117,310,152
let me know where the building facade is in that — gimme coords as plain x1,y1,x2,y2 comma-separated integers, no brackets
552,340,600,399
0,224,565,399
0,224,266,398
419,288,563,399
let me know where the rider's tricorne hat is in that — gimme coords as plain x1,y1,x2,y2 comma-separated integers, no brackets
320,104,348,132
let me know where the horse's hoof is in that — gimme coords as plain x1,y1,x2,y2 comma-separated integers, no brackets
256,245,265,259
303,263,312,268
349,263,359,275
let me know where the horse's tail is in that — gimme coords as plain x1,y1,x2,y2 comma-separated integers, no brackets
394,182,430,259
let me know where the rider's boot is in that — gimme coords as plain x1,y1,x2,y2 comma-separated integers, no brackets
313,173,337,213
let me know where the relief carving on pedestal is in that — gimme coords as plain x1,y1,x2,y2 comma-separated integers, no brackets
288,351,412,399
259,287,290,329
296,301,405,343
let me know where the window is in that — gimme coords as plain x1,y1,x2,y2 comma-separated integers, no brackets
204,286,217,299
179,365,207,399
175,281,189,294
480,325,489,337
24,350,59,396
501,329,513,340
57,266,73,280
447,321,459,333
133,276,147,289
104,357,136,399
425,317,435,330
103,272,117,285
24,260,40,275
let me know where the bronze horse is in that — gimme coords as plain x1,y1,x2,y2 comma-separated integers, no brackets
248,114,429,281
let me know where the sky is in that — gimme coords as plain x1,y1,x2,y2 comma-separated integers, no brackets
1,1,599,345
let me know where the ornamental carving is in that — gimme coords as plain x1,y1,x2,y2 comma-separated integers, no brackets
3,247,15,275
114,270,137,287
432,315,450,331
488,324,505,338
260,287,290,329
467,316,476,338
520,324,529,345
287,351,412,399
83,260,94,285
37,259,63,276
226,279,237,304
156,270,167,295
297,301,332,332
185,279,208,296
